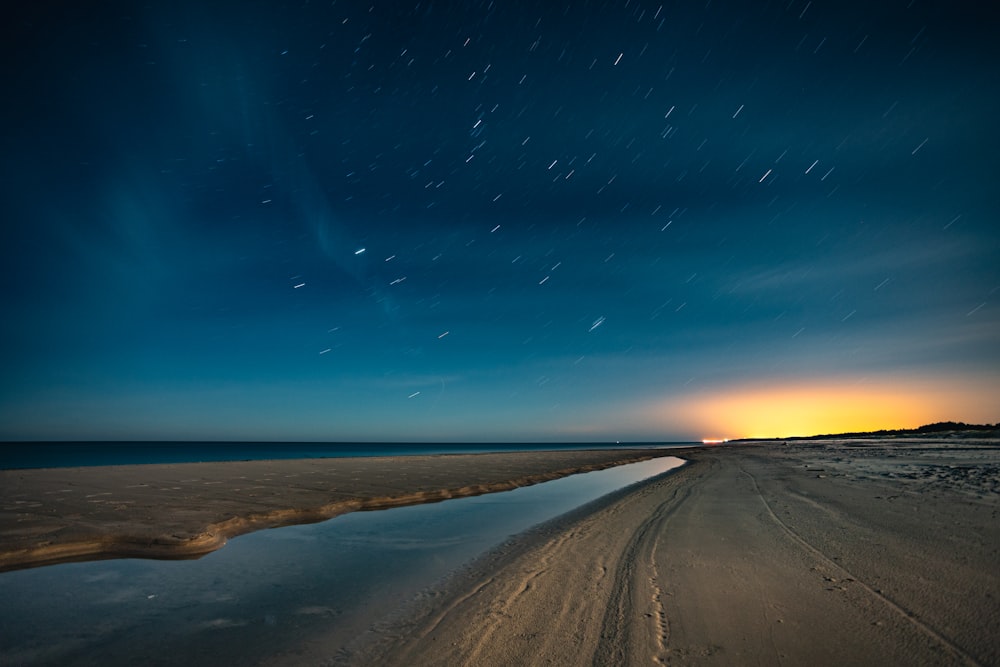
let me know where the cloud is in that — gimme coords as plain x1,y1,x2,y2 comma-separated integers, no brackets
724,236,973,296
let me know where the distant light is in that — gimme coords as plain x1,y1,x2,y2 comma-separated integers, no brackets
702,438,728,445
354,248,366,255
293,283,305,289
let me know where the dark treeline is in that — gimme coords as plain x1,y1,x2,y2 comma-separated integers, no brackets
735,422,1000,442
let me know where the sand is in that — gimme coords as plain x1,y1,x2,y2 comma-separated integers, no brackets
3,439,998,666
0,448,673,572
337,438,1000,667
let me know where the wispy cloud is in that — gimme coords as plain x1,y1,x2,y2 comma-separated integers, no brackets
724,238,972,296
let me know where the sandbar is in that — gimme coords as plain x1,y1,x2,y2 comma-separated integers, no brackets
0,448,676,572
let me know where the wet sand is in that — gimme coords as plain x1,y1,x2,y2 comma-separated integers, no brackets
339,438,1000,667
0,449,675,572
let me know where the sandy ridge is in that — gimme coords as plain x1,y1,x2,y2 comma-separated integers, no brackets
0,449,678,572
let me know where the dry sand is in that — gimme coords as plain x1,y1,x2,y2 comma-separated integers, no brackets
0,449,672,572
337,438,999,667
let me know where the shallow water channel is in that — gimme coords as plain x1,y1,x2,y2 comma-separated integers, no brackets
0,456,684,666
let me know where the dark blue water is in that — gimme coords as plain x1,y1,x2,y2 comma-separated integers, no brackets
0,441,697,469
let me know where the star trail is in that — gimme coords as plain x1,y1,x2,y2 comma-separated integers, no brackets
1,0,997,442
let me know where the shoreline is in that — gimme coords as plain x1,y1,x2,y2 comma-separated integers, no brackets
0,448,689,572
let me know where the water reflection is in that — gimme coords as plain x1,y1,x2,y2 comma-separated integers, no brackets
0,456,684,666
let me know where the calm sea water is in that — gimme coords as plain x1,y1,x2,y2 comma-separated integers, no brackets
0,441,697,469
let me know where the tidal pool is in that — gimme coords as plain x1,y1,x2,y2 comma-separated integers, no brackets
0,456,684,666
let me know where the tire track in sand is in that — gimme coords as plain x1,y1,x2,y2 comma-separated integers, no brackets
337,460,701,667
593,460,712,666
741,467,984,667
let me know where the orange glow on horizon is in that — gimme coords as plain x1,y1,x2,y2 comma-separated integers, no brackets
697,387,927,438
640,375,998,440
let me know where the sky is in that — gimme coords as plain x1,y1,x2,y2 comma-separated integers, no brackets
1,0,997,442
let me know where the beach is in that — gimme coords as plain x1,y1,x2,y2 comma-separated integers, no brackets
341,438,999,667
2,439,998,666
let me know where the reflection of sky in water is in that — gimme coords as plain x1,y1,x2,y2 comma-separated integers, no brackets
0,457,683,666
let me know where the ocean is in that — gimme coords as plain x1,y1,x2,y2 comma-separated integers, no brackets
0,441,697,469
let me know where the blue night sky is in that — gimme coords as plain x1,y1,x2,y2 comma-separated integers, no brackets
1,0,997,442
